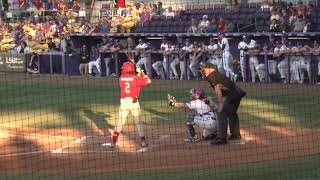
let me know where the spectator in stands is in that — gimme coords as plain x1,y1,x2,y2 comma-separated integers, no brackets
206,18,218,33
270,9,280,21
187,18,199,33
79,44,89,76
140,8,151,25
47,37,58,52
294,0,306,15
156,2,165,16
226,0,240,12
16,41,30,54
293,14,305,32
99,18,110,33
224,19,235,32
217,17,225,32
270,19,280,32
164,6,175,18
306,3,315,18
72,0,81,15
198,15,210,32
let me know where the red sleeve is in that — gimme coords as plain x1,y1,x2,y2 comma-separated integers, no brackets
136,76,148,86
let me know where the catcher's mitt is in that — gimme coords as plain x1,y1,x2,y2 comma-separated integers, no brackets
167,94,176,106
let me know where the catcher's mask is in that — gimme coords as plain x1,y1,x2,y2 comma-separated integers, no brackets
121,61,135,74
190,87,205,100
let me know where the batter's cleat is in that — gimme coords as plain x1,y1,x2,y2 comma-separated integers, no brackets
184,136,200,143
210,137,227,145
140,140,148,147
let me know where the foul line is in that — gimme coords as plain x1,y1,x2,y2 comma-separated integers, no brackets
0,129,79,140
0,150,50,157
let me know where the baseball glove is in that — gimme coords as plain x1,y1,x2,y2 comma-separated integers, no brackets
167,94,176,106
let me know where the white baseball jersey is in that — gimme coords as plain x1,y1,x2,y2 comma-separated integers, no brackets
238,41,247,57
219,37,230,53
247,40,257,49
160,43,168,50
186,99,212,115
182,44,193,52
199,20,210,28
208,44,219,51
136,43,149,58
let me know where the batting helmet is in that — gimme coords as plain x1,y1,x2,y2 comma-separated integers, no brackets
121,61,135,74
190,87,205,99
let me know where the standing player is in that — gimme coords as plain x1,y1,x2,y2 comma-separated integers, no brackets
201,63,246,145
168,88,217,142
103,61,151,148
218,32,238,82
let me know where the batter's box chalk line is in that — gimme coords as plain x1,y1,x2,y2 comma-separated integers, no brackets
50,135,88,154
231,137,253,145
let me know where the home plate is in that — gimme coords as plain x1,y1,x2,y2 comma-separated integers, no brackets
137,147,148,153
51,148,64,153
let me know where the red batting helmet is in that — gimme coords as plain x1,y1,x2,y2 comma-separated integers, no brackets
121,61,135,74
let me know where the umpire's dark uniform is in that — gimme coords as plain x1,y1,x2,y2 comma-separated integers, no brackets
202,63,246,144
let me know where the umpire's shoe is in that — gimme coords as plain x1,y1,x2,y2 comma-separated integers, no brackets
210,137,227,145
228,135,241,141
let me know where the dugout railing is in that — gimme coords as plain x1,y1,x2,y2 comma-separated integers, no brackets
21,50,320,84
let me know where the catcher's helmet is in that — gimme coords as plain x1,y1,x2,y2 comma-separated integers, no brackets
190,87,205,99
121,61,135,74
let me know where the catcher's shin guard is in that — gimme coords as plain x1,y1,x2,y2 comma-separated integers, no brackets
187,123,196,137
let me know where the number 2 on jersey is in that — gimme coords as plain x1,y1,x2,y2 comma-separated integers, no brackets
125,82,130,93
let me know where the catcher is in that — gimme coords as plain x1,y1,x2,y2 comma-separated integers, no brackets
168,88,218,142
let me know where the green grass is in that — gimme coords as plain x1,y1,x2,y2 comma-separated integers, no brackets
0,79,319,129
1,154,319,180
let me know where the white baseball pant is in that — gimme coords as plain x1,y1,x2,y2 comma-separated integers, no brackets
114,97,145,138
170,57,180,78
88,58,101,75
194,114,217,137
152,61,165,79
137,57,152,77
222,52,236,78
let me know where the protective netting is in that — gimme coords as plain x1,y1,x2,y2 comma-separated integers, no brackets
0,71,319,180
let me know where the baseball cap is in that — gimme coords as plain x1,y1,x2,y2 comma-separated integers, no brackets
201,63,216,69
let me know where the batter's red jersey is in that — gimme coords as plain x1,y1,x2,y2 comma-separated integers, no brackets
119,74,148,98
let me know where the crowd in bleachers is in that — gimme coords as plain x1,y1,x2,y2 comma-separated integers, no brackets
0,1,175,52
134,0,319,33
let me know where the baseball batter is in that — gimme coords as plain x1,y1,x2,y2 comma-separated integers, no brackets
104,61,151,148
168,88,218,142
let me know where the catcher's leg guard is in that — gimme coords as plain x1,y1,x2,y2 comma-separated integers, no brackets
186,112,197,137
